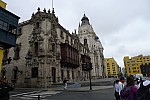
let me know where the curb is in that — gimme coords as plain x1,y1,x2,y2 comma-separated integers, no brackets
48,86,113,92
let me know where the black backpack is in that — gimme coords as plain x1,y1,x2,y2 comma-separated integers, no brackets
136,81,150,100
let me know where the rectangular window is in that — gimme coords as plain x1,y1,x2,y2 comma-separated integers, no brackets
60,31,64,39
17,28,22,35
34,42,38,55
31,67,38,78
67,70,70,79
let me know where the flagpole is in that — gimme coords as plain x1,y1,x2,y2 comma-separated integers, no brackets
52,0,53,9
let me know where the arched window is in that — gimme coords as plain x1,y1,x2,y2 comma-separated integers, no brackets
13,44,21,60
36,22,39,28
84,38,87,45
52,43,55,52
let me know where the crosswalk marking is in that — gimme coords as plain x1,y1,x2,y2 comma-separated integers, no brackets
10,90,61,100
11,91,40,97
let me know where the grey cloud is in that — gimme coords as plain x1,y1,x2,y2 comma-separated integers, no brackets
4,0,150,67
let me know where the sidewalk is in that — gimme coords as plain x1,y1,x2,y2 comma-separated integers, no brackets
49,85,113,92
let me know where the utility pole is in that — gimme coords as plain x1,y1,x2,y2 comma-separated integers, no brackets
82,63,92,90
89,70,92,90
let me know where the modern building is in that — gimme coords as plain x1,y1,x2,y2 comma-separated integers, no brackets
124,55,150,76
78,14,105,78
104,58,120,78
0,0,19,75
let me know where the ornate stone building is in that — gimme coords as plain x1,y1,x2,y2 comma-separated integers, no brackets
3,8,91,88
78,14,105,78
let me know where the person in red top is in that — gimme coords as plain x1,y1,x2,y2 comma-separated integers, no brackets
118,77,125,95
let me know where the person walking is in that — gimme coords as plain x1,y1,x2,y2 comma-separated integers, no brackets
114,80,120,100
120,76,138,100
63,79,68,90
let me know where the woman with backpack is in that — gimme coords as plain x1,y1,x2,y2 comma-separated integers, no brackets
120,76,138,100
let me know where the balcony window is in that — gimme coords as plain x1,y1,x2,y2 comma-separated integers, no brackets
9,24,17,34
0,20,8,31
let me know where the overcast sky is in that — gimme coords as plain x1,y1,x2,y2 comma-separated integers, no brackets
4,0,150,67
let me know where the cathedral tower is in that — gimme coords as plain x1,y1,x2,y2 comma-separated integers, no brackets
78,14,105,78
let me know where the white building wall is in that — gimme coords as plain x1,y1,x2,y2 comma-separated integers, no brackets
78,15,104,78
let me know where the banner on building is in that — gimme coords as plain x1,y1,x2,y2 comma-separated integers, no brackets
0,49,4,71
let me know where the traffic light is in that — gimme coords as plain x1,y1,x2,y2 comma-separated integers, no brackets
82,63,87,71
89,63,93,70
82,63,93,71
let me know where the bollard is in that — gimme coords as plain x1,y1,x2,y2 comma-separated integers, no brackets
38,95,40,100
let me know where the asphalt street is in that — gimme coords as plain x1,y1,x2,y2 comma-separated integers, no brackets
10,88,115,100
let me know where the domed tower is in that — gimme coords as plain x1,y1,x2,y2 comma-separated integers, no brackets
81,14,90,26
78,14,105,79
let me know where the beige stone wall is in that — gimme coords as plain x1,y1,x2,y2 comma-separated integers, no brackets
3,24,33,87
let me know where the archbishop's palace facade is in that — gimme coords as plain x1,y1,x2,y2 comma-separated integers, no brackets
2,8,105,88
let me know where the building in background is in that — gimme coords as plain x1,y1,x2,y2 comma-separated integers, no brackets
140,64,150,77
0,0,6,9
124,55,150,76
0,0,19,75
121,67,126,77
104,58,120,78
78,14,105,78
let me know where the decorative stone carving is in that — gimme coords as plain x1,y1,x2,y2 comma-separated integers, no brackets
32,59,39,66
46,59,51,64
39,59,45,64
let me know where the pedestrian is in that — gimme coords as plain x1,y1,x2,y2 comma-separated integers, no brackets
118,77,125,94
120,76,137,100
0,77,14,100
114,80,120,100
136,77,142,85
136,73,150,100
63,79,68,90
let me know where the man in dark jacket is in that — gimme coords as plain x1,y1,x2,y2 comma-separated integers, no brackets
0,77,14,100
136,73,150,100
